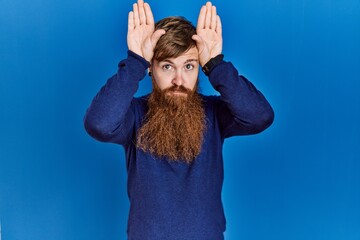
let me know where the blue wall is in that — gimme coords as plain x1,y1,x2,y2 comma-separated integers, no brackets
1,0,359,239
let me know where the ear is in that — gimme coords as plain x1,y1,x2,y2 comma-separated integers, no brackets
148,64,153,77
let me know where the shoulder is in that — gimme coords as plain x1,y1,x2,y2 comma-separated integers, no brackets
133,94,149,103
200,94,221,106
131,94,149,112
199,94,222,117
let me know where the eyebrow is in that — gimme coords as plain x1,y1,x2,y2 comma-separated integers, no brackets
160,59,198,64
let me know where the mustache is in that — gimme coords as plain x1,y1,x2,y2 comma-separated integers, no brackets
163,85,193,94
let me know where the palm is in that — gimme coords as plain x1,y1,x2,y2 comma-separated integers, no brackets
193,2,223,67
127,24,154,58
196,29,222,62
127,0,165,62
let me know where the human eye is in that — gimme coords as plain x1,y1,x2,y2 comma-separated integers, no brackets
184,64,194,70
161,64,173,71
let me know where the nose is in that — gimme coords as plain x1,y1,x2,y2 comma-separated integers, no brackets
171,70,184,86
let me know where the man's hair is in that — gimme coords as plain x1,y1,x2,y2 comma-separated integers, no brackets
153,16,196,61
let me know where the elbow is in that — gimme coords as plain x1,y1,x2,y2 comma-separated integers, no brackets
250,106,275,134
83,113,115,142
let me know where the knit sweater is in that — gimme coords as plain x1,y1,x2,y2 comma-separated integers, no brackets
84,51,274,240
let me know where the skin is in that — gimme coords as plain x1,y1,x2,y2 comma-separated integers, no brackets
192,1,223,67
127,0,223,91
152,47,200,96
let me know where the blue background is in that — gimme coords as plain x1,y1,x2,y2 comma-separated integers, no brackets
1,0,359,239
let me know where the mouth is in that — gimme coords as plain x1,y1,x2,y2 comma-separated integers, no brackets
167,91,188,96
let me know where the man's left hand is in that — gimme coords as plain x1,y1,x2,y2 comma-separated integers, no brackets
192,1,223,67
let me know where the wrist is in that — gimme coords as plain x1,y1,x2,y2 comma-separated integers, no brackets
201,54,224,76
126,50,151,68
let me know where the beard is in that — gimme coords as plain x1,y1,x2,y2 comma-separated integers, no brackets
136,80,206,164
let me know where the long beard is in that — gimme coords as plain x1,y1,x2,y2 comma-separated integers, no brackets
136,82,206,164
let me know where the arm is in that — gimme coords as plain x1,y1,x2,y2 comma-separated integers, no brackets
83,51,149,144
209,60,274,138
193,2,274,138
83,0,165,144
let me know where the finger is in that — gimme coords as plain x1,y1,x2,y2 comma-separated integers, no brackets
196,5,206,30
128,11,134,30
144,2,154,25
192,34,201,43
205,2,212,28
192,34,204,50
210,5,217,30
138,0,146,25
216,15,222,35
151,29,166,46
192,34,208,66
133,3,140,26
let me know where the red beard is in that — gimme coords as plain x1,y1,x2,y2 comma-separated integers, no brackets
136,81,206,164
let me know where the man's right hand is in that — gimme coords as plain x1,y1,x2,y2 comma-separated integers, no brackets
127,0,165,62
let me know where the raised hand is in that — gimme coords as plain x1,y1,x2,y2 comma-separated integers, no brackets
192,2,223,67
127,0,165,62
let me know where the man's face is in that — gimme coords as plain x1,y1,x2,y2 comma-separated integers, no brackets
151,47,199,97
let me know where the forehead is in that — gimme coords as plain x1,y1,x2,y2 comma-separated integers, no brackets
156,47,199,64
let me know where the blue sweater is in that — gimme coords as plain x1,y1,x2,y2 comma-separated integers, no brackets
84,51,274,240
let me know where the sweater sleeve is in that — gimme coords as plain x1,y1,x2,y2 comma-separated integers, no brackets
208,60,274,138
83,50,150,145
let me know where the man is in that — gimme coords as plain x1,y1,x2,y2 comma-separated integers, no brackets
84,0,274,239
